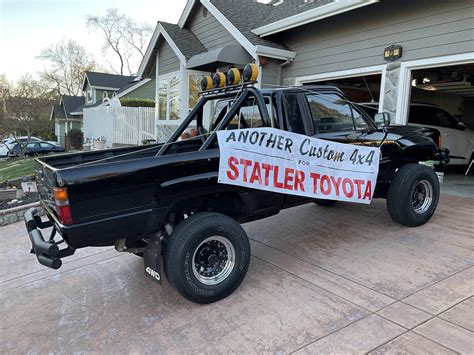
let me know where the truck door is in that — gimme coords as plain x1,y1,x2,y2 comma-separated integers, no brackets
280,92,314,207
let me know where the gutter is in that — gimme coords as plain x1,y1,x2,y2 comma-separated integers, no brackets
253,0,379,37
277,59,293,86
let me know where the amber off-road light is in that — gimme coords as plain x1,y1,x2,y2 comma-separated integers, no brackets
243,63,259,82
227,68,241,86
212,72,226,88
200,75,213,91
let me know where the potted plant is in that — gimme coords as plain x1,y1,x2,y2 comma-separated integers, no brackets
93,137,106,151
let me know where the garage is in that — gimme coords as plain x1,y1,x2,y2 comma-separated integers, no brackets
303,73,382,108
408,63,474,167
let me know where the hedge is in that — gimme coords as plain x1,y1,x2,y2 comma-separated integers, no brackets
120,98,155,108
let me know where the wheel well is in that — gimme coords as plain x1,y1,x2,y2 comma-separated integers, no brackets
169,192,246,223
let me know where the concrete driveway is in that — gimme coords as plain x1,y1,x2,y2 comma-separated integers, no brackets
1,193,473,353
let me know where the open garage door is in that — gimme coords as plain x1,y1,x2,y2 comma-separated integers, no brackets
303,74,382,108
409,63,474,167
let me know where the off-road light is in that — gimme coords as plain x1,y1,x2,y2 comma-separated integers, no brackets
243,63,259,82
200,75,213,91
227,68,241,86
212,72,226,88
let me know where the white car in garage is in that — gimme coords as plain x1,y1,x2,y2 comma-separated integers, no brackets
362,103,474,166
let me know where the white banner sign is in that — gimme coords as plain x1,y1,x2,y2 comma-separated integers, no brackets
217,128,381,204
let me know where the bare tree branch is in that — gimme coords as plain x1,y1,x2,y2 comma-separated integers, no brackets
86,9,153,75
38,40,96,96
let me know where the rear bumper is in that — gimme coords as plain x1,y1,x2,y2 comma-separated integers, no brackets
24,207,75,269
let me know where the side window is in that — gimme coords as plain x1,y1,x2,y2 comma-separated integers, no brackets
26,143,38,149
306,93,356,133
409,106,434,125
435,108,458,129
352,107,369,130
40,143,52,148
284,93,305,134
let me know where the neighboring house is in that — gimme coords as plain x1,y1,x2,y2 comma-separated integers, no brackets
81,71,156,147
138,0,474,142
82,71,155,106
50,95,85,147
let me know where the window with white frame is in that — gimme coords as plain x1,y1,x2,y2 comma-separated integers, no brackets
87,90,93,103
158,71,180,120
188,72,206,112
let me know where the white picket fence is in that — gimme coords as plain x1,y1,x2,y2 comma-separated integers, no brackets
83,106,156,147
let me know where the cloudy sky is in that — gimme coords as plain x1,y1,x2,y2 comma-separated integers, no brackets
0,0,188,82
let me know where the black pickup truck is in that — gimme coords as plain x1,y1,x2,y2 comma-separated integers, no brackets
25,82,449,303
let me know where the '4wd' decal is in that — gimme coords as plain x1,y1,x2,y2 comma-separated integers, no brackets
146,267,160,281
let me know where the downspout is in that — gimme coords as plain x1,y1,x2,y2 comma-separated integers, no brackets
277,58,293,86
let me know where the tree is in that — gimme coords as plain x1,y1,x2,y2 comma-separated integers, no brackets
0,74,56,157
38,40,96,96
86,9,153,75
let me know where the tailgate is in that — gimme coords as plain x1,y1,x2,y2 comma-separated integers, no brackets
34,158,58,212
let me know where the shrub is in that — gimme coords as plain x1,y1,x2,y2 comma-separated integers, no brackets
120,98,155,108
66,129,83,150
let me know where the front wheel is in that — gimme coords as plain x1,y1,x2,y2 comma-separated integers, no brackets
387,164,440,227
163,212,250,304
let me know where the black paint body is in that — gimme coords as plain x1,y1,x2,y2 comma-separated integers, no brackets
33,86,448,250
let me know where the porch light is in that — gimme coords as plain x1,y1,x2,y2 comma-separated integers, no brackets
383,44,403,61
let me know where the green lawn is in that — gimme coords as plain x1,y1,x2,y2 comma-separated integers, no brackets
0,158,35,183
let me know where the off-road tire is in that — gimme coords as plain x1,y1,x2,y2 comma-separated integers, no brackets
314,199,338,206
163,212,250,304
387,164,440,227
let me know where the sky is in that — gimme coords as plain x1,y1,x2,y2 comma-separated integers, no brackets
0,0,188,82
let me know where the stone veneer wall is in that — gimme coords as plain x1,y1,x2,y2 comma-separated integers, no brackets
383,62,401,121
0,202,43,226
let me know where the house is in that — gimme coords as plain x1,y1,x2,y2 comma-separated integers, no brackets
138,0,474,142
82,71,155,106
50,95,84,147
81,72,156,147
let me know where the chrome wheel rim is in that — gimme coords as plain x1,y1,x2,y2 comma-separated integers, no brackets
412,180,433,214
192,236,235,285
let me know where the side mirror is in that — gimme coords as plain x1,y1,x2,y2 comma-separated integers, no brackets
457,121,466,131
374,112,391,127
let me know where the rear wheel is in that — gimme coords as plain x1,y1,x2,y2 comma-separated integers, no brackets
387,164,440,227
163,212,250,304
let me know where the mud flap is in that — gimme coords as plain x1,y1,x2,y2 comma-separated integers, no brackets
144,234,162,285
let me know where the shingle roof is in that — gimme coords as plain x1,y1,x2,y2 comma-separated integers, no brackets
160,22,207,59
61,95,85,116
210,0,289,50
52,104,66,119
85,71,136,90
263,0,334,25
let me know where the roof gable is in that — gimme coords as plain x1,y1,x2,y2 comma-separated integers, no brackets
209,0,289,50
60,95,85,117
160,22,207,59
83,72,137,91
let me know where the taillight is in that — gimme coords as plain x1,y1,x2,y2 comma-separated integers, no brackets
437,134,443,149
53,187,73,225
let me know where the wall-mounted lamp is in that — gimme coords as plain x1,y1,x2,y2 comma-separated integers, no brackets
384,44,403,61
